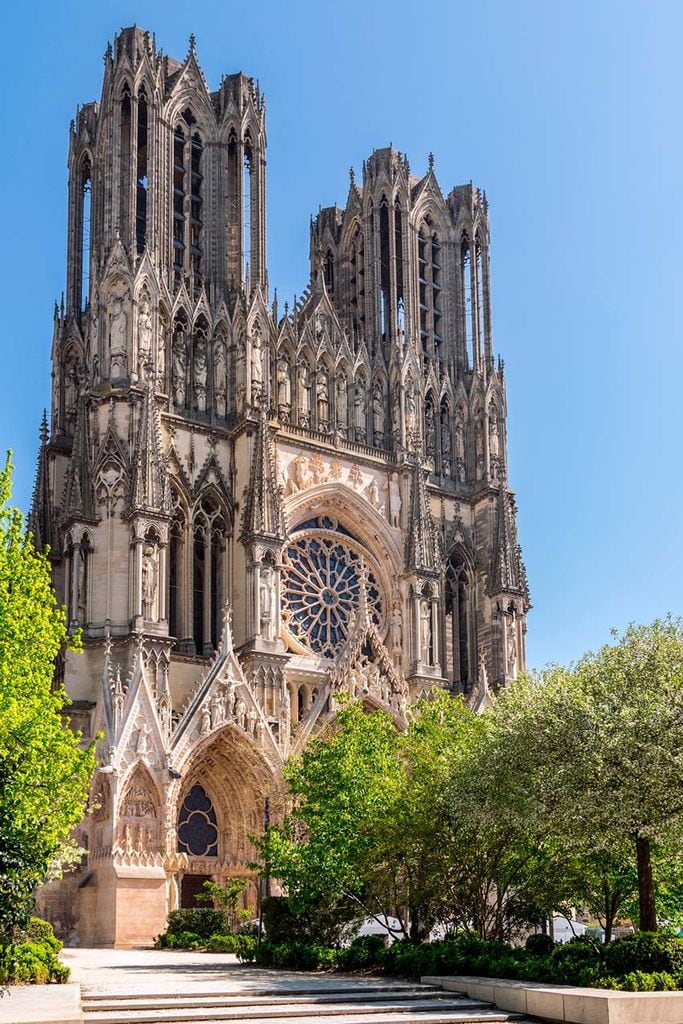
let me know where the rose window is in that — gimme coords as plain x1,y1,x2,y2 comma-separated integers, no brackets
282,517,384,658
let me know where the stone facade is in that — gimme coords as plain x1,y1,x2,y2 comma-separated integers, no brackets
29,27,530,946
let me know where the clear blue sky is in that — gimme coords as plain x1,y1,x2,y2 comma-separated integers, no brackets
1,0,681,671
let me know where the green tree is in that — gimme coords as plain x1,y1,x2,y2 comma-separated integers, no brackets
0,456,94,941
487,619,683,934
197,877,250,931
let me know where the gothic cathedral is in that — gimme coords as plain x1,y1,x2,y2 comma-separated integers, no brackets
29,28,530,946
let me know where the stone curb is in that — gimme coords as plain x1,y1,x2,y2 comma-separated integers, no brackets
0,983,83,1024
422,974,683,1024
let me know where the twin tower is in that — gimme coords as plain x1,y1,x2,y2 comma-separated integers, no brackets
31,27,530,946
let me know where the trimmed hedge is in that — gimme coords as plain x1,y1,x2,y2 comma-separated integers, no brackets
247,930,683,991
166,909,230,939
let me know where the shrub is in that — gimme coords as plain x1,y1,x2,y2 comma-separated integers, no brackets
620,970,678,992
0,941,69,984
14,918,63,954
525,933,555,956
604,933,683,980
260,895,361,946
235,934,257,962
547,937,602,984
338,934,385,970
166,909,230,939
206,933,239,953
165,931,203,950
254,940,340,970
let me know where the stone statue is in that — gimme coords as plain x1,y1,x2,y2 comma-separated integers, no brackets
296,363,311,425
368,478,380,508
336,375,348,429
214,340,227,419
420,599,432,664
405,385,417,434
372,383,383,442
316,372,330,427
455,415,465,462
277,356,291,408
390,603,402,651
141,544,157,619
251,331,263,400
172,330,186,407
201,703,212,735
109,294,128,379
425,403,436,455
259,566,273,640
489,409,500,457
386,472,401,528
353,380,366,440
138,298,152,368
193,335,207,412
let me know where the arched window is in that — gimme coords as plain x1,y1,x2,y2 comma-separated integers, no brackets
394,199,404,318
136,89,148,254
192,493,227,655
80,158,92,311
177,784,218,857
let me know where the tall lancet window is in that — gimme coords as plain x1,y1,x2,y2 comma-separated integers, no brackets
192,494,227,655
120,85,132,242
476,234,486,356
243,136,253,281
136,89,148,254
394,200,404,320
348,224,365,342
190,132,204,290
378,195,390,340
324,250,334,297
446,557,474,692
227,130,240,289
168,490,186,646
173,127,186,286
461,234,475,368
418,220,443,365
80,157,92,311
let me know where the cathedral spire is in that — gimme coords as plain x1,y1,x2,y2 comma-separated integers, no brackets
28,411,54,553
491,483,526,598
64,395,96,521
129,372,169,515
240,400,285,542
405,459,439,573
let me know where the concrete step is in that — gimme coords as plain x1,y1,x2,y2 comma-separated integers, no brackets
82,986,442,1006
82,991,472,1012
83,1012,521,1024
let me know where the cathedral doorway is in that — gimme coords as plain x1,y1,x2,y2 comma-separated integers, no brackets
180,873,212,908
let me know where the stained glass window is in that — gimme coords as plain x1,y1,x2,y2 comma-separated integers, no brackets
177,784,218,857
282,518,384,658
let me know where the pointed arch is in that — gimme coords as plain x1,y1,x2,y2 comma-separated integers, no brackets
446,543,476,694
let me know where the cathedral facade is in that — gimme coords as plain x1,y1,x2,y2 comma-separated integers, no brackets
30,27,529,946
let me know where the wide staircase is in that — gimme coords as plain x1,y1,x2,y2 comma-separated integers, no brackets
81,980,527,1024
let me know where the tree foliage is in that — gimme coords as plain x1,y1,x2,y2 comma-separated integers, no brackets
0,456,94,940
257,619,683,943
